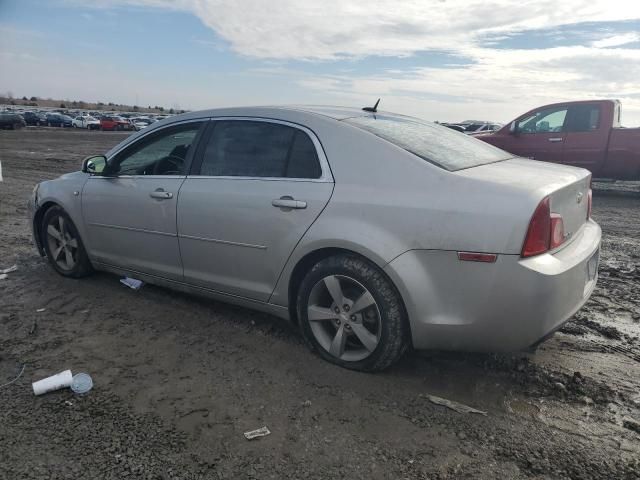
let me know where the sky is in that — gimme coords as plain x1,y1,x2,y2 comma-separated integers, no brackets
1,0,640,124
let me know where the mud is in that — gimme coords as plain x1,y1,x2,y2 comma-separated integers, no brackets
1,128,639,479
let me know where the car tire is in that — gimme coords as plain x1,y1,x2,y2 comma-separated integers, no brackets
297,254,409,372
41,206,93,278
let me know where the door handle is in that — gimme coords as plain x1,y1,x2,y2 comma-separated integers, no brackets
149,189,173,200
548,137,563,143
272,196,307,209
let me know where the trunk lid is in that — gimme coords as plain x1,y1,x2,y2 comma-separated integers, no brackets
457,158,591,251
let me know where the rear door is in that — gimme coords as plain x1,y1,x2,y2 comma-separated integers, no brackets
82,121,205,280
177,118,334,302
505,105,569,162
562,103,608,175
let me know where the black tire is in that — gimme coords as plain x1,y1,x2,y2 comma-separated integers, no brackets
297,254,409,372
41,206,93,278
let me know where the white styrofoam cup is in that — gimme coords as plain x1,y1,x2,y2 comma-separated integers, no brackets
32,370,73,396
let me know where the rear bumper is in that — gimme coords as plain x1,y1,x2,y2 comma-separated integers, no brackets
384,220,601,351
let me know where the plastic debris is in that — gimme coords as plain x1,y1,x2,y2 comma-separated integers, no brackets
0,265,18,274
426,395,487,416
36,308,46,313
0,364,26,389
244,426,271,440
120,277,143,290
32,370,73,396
71,373,93,394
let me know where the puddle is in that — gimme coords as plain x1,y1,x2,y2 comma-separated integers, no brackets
505,397,540,418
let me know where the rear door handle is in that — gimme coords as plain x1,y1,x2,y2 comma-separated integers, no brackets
150,189,173,200
548,137,563,143
272,196,307,209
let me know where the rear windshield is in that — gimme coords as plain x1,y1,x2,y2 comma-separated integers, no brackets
343,115,512,171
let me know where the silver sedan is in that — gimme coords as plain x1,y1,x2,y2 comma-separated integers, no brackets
28,106,601,371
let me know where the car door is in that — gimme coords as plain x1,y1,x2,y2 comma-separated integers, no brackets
82,120,205,280
562,104,608,175
503,106,568,163
177,118,334,302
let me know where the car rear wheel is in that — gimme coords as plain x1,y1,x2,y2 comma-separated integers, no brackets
297,254,409,372
41,206,92,278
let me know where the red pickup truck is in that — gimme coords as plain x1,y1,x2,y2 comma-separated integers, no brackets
477,100,640,180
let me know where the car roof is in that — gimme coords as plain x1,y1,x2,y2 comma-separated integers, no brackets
167,105,424,123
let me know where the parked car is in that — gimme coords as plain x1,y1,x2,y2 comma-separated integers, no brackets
441,123,466,133
46,113,73,128
132,117,157,131
22,111,48,126
100,116,131,131
0,112,26,129
28,106,600,371
477,99,640,180
72,116,101,130
464,122,503,135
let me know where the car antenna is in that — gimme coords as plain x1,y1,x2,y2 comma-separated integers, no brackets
362,98,380,113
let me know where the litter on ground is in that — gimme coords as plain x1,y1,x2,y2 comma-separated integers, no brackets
0,265,18,274
244,426,271,440
426,394,488,416
120,277,143,290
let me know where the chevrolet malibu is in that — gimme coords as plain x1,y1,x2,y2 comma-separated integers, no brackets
28,106,601,371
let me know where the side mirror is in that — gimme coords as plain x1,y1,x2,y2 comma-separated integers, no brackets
509,121,518,135
82,155,107,175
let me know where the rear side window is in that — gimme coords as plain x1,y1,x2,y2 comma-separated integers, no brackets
199,120,322,178
566,105,601,132
343,115,511,171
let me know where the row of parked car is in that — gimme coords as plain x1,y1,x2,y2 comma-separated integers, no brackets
0,109,172,131
440,120,504,135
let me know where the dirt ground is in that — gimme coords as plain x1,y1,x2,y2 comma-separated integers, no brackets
1,128,639,480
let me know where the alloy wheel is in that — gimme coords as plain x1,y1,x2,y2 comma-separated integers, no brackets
307,275,381,362
45,214,79,271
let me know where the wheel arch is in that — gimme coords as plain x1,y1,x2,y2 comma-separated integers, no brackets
286,247,410,337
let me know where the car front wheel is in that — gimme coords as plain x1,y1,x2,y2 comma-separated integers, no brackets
41,206,93,278
297,254,409,372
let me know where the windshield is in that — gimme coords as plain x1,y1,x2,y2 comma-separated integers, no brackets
343,115,512,171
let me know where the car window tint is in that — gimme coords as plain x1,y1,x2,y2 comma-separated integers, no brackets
200,121,296,177
344,115,511,171
285,131,322,178
567,105,601,132
112,123,201,176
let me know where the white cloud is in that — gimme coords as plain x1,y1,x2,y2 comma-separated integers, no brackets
110,0,640,60
3,1,640,125
592,32,640,48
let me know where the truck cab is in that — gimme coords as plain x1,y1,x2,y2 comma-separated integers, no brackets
478,100,640,180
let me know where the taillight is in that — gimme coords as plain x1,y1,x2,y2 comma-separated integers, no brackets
549,213,564,249
522,197,567,257
587,189,592,219
522,197,551,257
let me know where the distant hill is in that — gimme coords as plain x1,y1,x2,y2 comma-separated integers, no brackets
0,95,186,114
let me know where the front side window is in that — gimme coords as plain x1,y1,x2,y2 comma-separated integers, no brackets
199,120,322,178
109,122,202,176
518,108,568,134
343,115,512,171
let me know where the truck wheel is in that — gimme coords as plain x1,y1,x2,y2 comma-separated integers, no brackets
297,254,409,372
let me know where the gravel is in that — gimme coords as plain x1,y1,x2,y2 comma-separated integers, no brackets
1,128,639,479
